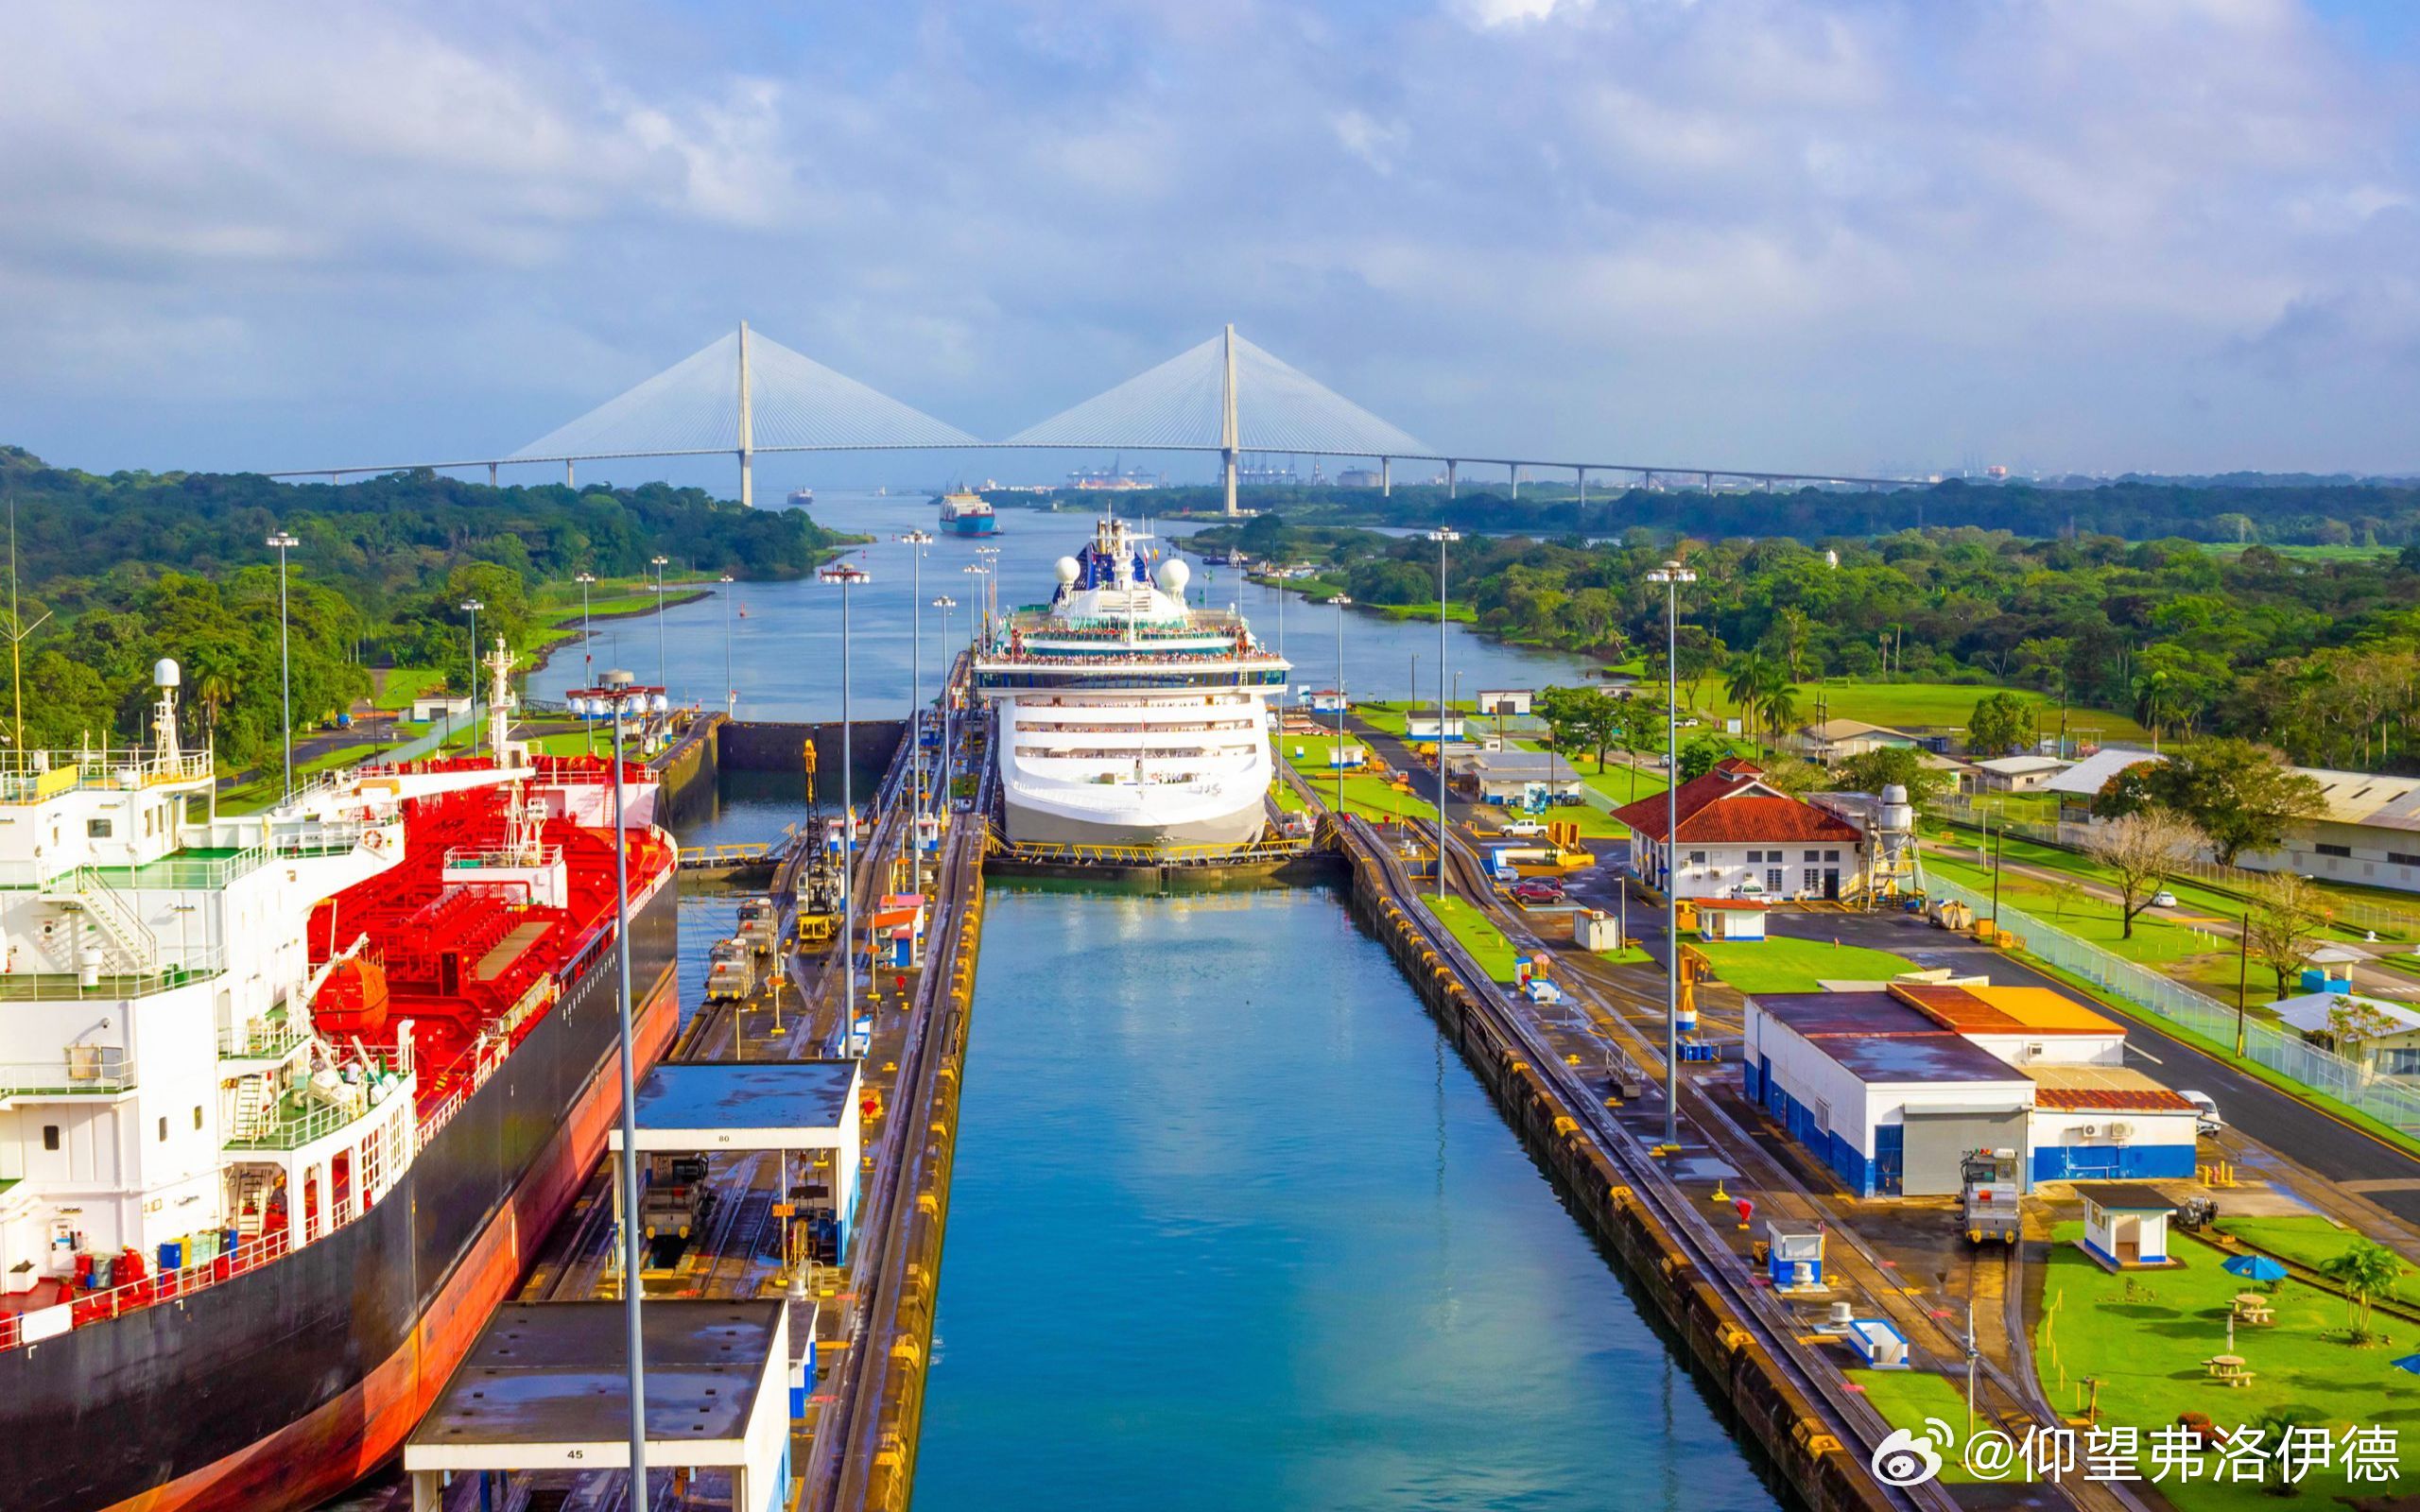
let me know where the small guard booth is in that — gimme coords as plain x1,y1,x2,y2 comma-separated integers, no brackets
2079,1184,2177,1270
405,1300,789,1512
611,1060,865,1285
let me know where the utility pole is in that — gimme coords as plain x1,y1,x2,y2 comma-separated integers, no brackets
2236,911,2251,1057
268,531,299,799
899,531,934,812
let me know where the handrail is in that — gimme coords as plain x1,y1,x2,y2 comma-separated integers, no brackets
0,1047,137,1095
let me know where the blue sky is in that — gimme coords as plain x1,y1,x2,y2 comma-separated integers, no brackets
5,0,2418,486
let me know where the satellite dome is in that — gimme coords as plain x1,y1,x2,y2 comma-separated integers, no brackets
1155,558,1191,593
1054,556,1080,584
152,658,182,689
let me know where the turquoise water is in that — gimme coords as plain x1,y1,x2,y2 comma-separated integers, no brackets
912,883,1782,1512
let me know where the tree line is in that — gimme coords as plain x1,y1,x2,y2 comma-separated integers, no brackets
0,446,852,770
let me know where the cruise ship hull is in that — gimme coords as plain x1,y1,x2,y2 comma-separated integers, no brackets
1001,787,1267,851
0,875,681,1512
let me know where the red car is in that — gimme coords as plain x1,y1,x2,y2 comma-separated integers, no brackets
1509,880,1566,905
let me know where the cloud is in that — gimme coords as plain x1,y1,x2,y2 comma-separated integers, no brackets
1,0,2417,476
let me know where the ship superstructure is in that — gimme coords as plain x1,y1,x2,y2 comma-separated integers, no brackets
972,518,1288,850
0,642,679,1512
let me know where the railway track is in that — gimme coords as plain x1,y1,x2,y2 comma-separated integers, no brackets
1344,814,1955,1512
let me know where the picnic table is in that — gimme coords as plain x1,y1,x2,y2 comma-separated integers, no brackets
2204,1353,2256,1387
2231,1293,2274,1326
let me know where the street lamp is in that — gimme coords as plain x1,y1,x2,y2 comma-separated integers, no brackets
1425,528,1461,902
975,546,1000,623
562,668,664,1503
1644,558,1699,1147
650,555,670,696
898,531,934,812
1332,594,1353,818
459,598,484,746
821,562,871,1041
962,562,990,640
575,572,597,685
266,531,298,799
719,575,737,718
932,595,957,808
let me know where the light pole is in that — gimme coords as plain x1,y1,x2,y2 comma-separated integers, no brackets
1333,594,1353,817
976,546,1000,624
1645,558,1698,1147
933,595,957,809
575,571,597,685
567,669,662,1504
899,531,934,812
719,574,737,718
1426,529,1461,901
962,562,990,641
459,598,483,748
266,531,298,799
650,555,670,696
821,562,871,1042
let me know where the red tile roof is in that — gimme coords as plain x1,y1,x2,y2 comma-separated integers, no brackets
1611,761,1862,846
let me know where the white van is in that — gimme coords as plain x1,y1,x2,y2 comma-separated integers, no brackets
2179,1090,2223,1138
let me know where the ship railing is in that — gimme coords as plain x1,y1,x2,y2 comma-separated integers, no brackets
0,747,214,804
0,955,223,1004
217,1018,310,1062
223,1078,406,1151
442,843,563,871
0,1225,298,1355
0,1046,137,1095
268,818,371,858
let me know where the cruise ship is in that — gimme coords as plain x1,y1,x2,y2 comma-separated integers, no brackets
973,518,1288,850
0,642,678,1512
937,487,996,537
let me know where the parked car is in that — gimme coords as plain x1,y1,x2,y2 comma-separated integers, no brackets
2178,1090,2223,1138
1509,880,1566,905
1498,818,1547,838
2150,889,2180,908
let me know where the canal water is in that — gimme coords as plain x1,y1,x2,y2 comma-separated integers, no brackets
624,493,1780,1508
910,883,1780,1512
553,490,1593,722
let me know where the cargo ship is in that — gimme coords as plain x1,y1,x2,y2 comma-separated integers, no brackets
0,644,679,1512
937,487,996,537
973,516,1288,850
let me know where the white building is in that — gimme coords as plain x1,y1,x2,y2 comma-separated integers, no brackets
1972,754,2071,792
1475,689,1532,716
1613,757,1864,902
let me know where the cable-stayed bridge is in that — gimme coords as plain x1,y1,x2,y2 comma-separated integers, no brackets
267,321,1920,513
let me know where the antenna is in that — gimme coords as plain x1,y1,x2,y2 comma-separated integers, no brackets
3,483,51,756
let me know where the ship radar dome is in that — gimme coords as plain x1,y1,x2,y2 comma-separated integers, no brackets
152,658,182,688
1155,558,1190,594
1054,556,1081,584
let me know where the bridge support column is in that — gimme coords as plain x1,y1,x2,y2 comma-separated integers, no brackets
566,459,576,489
1220,322,1241,517
1381,456,1391,498
1446,459,1457,499
489,462,499,488
1577,466,1586,509
736,318,754,508
1510,462,1519,499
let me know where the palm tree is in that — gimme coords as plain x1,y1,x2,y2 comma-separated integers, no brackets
2317,1240,2405,1343
196,671,233,740
1773,607,1813,681
1759,673,1800,751
1722,652,1771,749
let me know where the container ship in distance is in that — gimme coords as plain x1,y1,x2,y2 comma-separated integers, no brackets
974,516,1288,850
937,487,996,537
0,645,679,1512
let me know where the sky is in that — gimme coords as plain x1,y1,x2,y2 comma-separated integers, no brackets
5,0,2420,488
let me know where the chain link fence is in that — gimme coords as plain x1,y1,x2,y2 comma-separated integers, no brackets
1925,869,2420,1132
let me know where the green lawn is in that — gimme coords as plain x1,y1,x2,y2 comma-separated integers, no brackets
1924,851,2253,994
2212,1214,2394,1284
216,741,402,814
2031,1221,2420,1509
1696,936,1918,993
1423,895,1519,982
369,666,449,711
1695,679,2154,744
1845,1370,2016,1485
